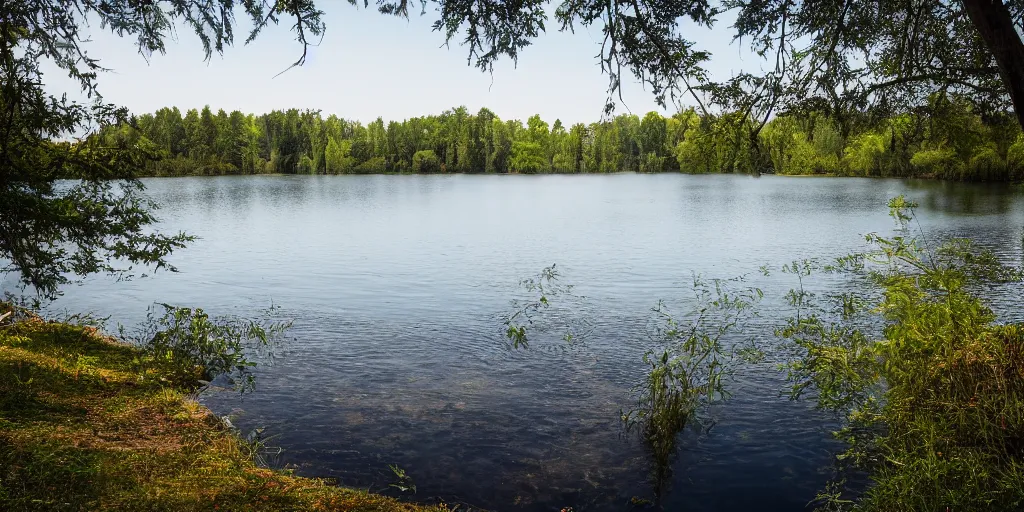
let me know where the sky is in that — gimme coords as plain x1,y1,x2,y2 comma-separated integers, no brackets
44,4,749,125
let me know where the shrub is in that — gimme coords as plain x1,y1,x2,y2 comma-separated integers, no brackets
638,152,665,173
843,133,887,176
1007,135,1024,180
411,150,441,173
125,304,291,391
967,145,1007,181
909,147,960,179
355,156,387,174
781,196,1024,511
623,277,761,492
296,154,316,174
510,140,547,173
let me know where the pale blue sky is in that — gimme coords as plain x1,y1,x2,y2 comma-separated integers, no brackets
45,5,750,125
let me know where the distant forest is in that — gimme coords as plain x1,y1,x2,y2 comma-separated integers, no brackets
104,94,1024,181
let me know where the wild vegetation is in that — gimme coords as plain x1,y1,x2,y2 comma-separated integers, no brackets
501,196,1024,510
106,94,1024,181
620,278,762,500
773,197,1024,511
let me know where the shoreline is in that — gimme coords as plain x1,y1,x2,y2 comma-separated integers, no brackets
132,171,1024,184
0,310,443,512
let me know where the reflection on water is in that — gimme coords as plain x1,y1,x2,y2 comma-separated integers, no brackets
16,174,1024,511
905,179,1023,215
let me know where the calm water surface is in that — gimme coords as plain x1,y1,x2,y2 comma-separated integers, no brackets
21,174,1024,511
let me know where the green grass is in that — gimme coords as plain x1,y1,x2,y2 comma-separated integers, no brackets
0,309,445,512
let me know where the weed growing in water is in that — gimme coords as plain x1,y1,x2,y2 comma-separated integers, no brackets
622,274,763,498
503,264,591,349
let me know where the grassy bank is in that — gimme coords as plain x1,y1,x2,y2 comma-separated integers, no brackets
0,308,444,512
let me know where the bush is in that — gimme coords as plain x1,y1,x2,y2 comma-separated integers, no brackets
296,154,317,174
1007,135,1024,180
781,196,1024,511
411,150,441,173
675,138,711,173
843,133,887,176
638,152,665,173
967,146,1008,181
355,156,387,174
909,147,961,179
510,140,547,173
125,304,291,391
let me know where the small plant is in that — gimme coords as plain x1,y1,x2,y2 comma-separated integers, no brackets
71,355,99,381
622,275,762,496
0,362,36,411
237,425,283,468
387,464,416,494
503,264,590,349
123,303,292,392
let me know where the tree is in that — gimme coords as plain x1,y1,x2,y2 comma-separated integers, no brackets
239,115,265,173
0,1,324,297
510,140,547,173
325,137,355,173
432,0,1024,132
412,149,441,173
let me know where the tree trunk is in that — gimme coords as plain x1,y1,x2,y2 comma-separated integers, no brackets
962,0,1024,130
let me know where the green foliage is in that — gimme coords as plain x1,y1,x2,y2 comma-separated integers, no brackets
125,304,292,392
411,150,441,173
111,96,1022,181
780,196,1024,511
355,156,387,173
910,147,960,179
638,152,666,173
622,277,762,494
296,154,316,174
387,464,417,494
503,264,589,350
843,133,887,176
510,140,547,173
1007,135,1024,180
969,145,1008,181
325,138,356,173
813,119,846,160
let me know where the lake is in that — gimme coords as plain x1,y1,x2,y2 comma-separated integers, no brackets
18,174,1024,511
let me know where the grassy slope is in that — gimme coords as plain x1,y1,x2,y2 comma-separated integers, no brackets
0,313,444,512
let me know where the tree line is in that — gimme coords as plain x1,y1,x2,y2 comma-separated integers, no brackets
105,94,1024,181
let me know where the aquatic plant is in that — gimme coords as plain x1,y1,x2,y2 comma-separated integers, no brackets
503,264,590,349
622,275,762,497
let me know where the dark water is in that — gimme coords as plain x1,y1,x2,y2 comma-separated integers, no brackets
14,174,1024,511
